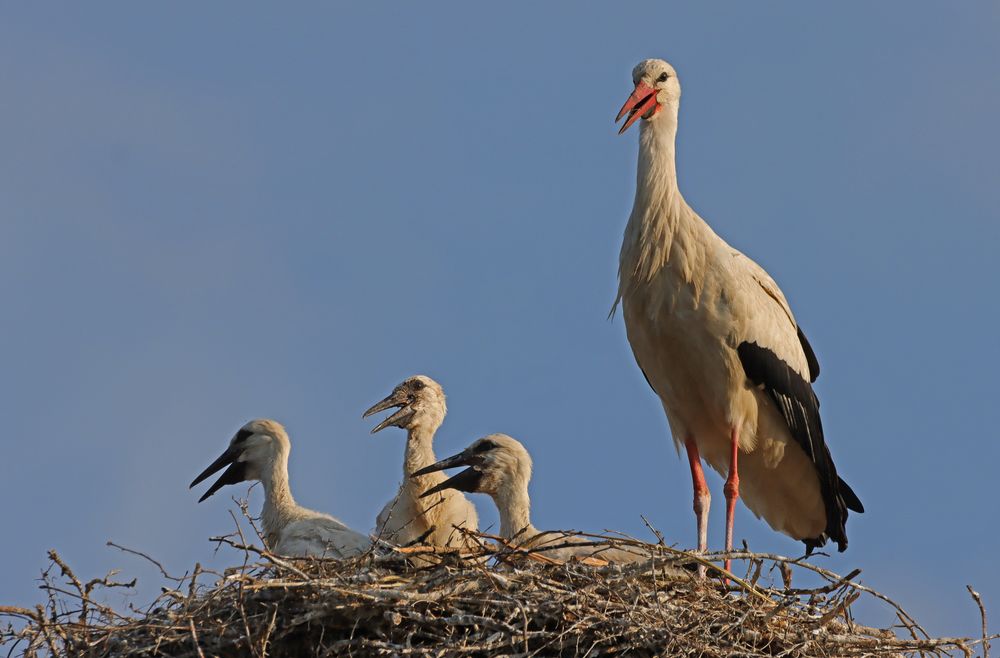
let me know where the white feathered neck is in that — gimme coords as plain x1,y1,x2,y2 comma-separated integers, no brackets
613,108,717,317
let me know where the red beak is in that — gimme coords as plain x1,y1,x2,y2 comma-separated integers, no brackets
615,81,659,134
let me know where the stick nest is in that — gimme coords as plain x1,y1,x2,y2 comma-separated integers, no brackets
1,532,994,657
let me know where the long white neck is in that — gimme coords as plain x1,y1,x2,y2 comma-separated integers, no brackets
494,477,537,542
403,425,439,478
258,450,299,548
404,425,453,499
616,109,712,305
636,109,682,209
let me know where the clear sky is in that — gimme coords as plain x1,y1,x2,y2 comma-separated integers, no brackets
1,2,997,639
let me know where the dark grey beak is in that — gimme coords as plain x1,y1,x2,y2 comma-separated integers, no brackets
190,445,247,503
362,389,414,434
415,448,483,497
421,467,484,497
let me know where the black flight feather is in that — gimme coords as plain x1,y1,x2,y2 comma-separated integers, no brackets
796,325,821,383
838,477,865,513
639,365,655,392
736,341,862,553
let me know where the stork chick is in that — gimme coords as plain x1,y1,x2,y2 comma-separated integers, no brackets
190,419,371,558
363,375,478,548
613,59,863,569
416,434,652,564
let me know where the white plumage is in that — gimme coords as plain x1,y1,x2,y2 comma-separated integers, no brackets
363,376,479,549
190,419,371,559
415,434,654,564
613,59,863,565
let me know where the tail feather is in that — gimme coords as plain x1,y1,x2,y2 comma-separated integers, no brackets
838,477,865,513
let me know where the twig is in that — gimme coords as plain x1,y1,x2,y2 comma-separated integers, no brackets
107,541,183,582
208,535,311,581
968,585,990,658
815,591,860,628
188,618,207,658
0,607,38,621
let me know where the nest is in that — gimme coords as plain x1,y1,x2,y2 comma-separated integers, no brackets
1,531,994,658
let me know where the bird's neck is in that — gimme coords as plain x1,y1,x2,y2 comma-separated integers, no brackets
494,480,536,542
635,112,682,207
616,111,710,306
258,452,298,548
404,425,440,479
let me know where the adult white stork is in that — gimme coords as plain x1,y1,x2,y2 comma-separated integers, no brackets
613,59,863,567
415,434,654,564
190,419,372,558
363,375,479,549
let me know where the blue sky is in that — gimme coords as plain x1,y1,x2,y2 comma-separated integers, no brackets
1,2,998,638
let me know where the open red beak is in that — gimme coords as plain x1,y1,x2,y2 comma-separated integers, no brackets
615,81,659,134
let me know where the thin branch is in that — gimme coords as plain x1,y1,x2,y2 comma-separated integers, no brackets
107,541,183,582
188,618,207,658
968,585,990,658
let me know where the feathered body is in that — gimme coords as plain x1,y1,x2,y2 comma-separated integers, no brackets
374,429,480,548
615,59,861,551
365,376,479,548
417,434,654,564
191,419,371,559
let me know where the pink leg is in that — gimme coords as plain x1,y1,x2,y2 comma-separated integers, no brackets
723,427,741,574
684,438,710,576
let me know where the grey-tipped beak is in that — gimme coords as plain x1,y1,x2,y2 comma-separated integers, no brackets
190,445,247,503
362,393,400,419
363,390,414,434
369,406,415,434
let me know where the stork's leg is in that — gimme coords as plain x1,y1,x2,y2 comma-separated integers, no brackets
723,427,741,574
684,437,710,576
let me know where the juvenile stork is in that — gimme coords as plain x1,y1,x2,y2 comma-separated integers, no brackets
363,376,479,548
415,434,653,564
190,419,372,558
613,59,863,567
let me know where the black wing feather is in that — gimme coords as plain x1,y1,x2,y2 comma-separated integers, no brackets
838,477,865,513
639,365,655,392
737,341,862,552
796,326,821,383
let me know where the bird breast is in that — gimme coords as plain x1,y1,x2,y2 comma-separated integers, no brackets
622,251,758,451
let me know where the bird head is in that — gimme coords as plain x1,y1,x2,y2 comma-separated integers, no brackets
189,419,289,502
363,375,447,435
415,433,532,498
616,58,680,134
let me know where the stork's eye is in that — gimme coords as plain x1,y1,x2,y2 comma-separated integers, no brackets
657,72,670,83
474,440,497,453
412,380,426,391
